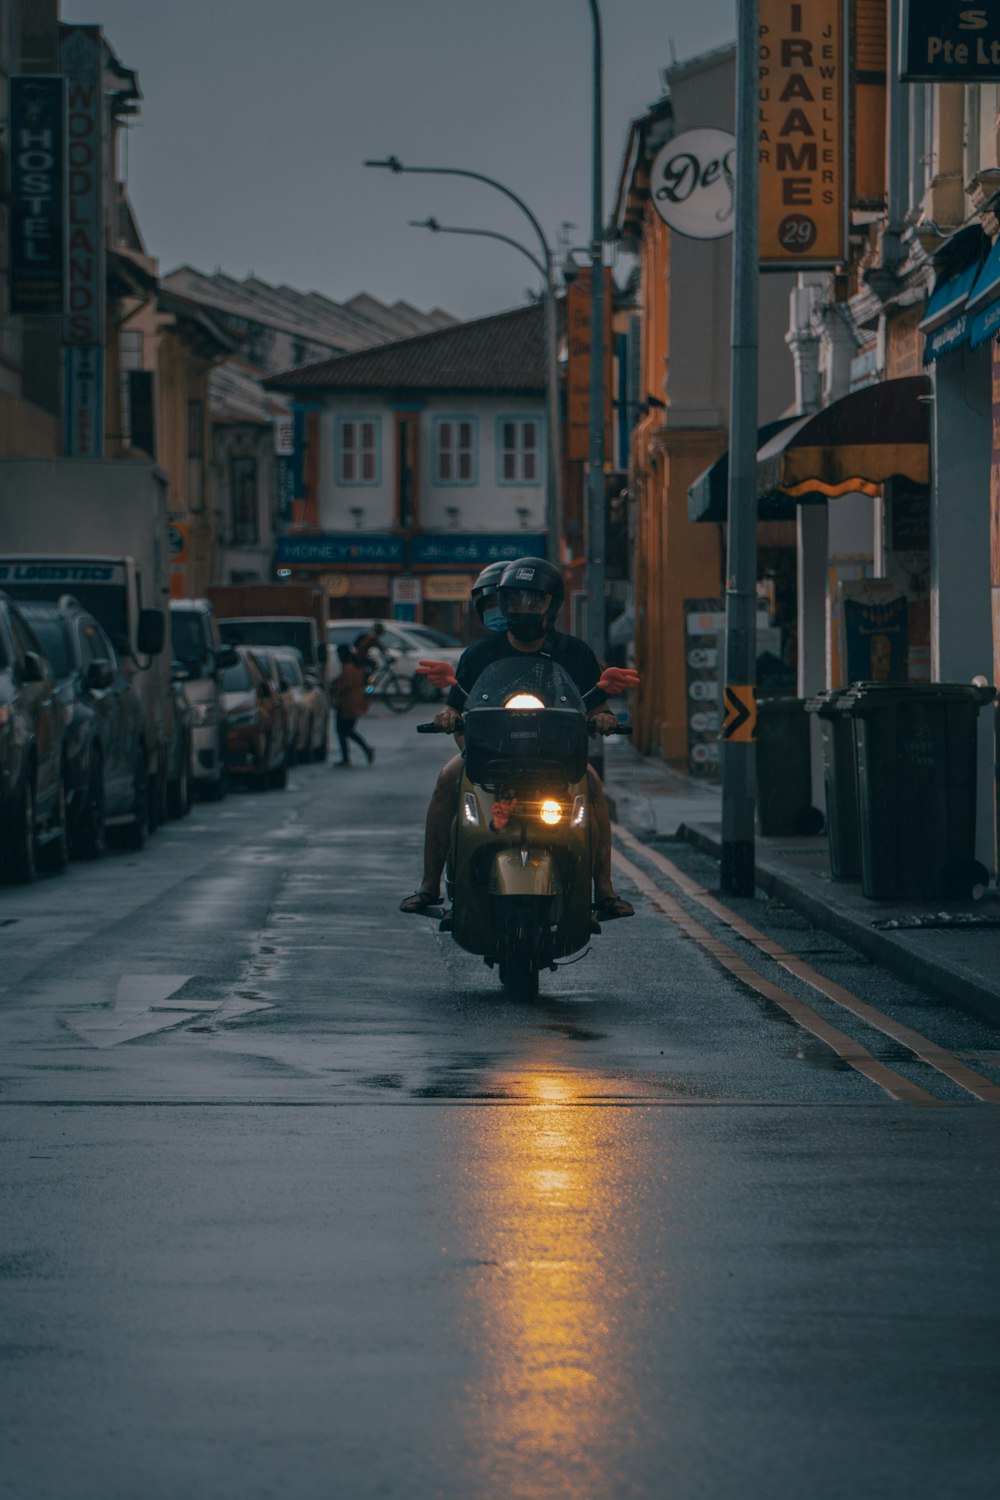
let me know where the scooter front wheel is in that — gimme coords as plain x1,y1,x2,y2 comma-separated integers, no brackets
499,956,540,1001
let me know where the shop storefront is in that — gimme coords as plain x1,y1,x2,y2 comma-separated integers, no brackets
272,531,545,633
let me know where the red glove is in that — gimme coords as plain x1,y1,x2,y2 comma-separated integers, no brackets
597,666,640,694
416,659,458,689
491,797,518,831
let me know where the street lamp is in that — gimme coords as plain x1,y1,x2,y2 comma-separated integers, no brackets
365,156,562,567
409,217,547,282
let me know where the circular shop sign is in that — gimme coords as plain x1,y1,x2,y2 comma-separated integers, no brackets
649,129,736,241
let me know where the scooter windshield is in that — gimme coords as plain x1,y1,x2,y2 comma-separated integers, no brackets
464,655,586,714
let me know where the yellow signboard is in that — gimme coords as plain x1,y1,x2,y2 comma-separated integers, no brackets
423,574,476,602
759,0,846,267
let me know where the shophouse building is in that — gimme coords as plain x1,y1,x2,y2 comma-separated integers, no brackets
264,303,547,633
159,268,454,590
715,0,1000,874
613,44,796,770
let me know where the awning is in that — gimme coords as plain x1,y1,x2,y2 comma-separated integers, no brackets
754,376,930,500
919,224,987,363
968,235,1000,349
688,418,801,523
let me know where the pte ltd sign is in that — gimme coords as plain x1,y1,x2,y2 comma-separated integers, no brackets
901,2,1000,81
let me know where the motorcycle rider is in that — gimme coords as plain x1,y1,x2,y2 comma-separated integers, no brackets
399,556,635,920
470,559,509,636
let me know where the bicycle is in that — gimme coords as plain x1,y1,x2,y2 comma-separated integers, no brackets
364,656,412,714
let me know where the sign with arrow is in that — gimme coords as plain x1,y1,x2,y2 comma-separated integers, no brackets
721,684,757,742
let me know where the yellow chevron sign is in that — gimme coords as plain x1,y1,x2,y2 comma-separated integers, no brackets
721,685,756,742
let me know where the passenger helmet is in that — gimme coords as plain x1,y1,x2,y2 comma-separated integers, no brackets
470,560,509,621
497,557,565,639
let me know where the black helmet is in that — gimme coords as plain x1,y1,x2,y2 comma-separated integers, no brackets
470,560,508,621
498,557,564,640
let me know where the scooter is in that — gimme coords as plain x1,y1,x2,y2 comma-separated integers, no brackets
417,655,632,999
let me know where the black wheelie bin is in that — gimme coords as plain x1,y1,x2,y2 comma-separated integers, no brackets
851,681,994,900
755,694,823,837
806,689,862,881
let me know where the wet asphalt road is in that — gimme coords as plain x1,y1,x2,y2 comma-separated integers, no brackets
2,706,1000,1500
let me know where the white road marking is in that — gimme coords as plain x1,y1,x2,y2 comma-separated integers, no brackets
63,973,273,1048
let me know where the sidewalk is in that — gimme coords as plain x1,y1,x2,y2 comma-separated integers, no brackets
604,737,1000,1024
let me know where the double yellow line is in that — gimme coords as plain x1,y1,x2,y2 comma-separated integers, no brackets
612,824,1000,1108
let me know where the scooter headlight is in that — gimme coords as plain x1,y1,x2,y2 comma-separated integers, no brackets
539,799,562,826
505,693,544,709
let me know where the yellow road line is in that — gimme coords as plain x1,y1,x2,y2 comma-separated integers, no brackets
614,823,1000,1107
611,848,939,1107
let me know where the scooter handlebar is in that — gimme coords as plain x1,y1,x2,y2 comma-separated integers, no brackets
416,721,463,733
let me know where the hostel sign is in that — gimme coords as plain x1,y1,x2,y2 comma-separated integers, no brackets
759,0,846,267
901,2,1000,81
59,24,105,346
8,76,64,314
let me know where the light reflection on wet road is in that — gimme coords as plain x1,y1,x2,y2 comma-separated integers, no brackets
1,708,999,1499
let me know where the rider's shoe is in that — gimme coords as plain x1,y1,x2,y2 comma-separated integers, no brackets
399,890,441,915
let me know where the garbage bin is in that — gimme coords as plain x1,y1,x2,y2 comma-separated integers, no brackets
755,695,822,837
806,689,862,882
851,681,994,900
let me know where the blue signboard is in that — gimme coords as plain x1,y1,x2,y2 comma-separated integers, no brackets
410,534,546,566
901,0,1000,82
274,534,405,567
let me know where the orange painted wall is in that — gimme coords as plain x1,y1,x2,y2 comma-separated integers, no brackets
630,209,724,762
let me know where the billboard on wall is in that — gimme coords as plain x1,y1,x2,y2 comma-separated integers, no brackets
565,269,613,462
759,0,846,267
901,1,1000,82
8,76,64,315
648,130,736,241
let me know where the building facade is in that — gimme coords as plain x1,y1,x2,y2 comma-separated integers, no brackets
613,45,796,769
266,304,548,632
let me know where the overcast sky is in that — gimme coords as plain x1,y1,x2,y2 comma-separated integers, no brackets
63,0,735,321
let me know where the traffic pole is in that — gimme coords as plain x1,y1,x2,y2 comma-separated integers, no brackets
720,0,760,897
586,0,606,777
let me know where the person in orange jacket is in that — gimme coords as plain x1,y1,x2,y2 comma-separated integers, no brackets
331,645,375,767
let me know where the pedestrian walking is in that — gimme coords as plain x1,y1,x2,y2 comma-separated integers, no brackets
331,644,375,767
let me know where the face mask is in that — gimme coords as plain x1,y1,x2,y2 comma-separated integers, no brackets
506,615,545,642
483,606,507,634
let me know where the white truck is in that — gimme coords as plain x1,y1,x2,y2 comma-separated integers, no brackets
0,458,174,824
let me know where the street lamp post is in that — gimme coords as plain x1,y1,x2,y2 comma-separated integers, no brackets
585,0,606,671
720,0,760,896
365,157,562,567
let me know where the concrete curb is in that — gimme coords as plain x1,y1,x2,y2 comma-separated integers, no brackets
679,821,1000,1026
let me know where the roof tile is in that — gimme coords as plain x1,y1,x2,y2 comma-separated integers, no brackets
265,302,545,394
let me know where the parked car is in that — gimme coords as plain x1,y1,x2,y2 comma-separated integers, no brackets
222,647,289,790
18,597,149,857
270,646,328,764
326,618,464,699
0,590,68,881
169,599,238,801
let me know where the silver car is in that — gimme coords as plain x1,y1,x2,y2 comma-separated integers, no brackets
169,600,237,800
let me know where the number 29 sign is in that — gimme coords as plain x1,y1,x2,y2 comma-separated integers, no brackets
759,0,846,267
